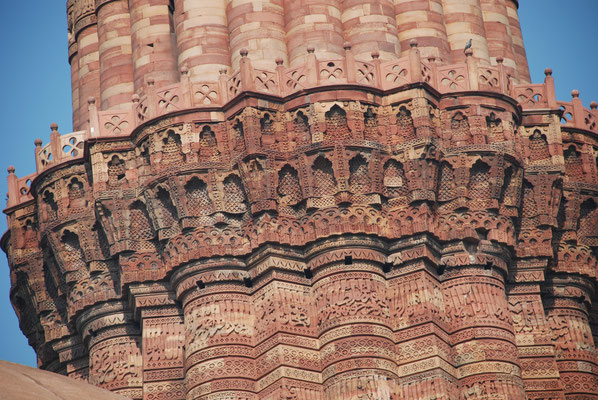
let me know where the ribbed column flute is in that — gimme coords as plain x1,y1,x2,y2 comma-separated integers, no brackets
172,260,255,399
53,336,89,381
441,0,490,64
284,0,345,67
389,260,459,398
393,0,451,62
226,0,288,71
251,251,322,398
308,241,398,399
68,39,81,131
67,0,80,130
74,1,101,130
79,302,143,400
96,0,135,110
591,307,598,353
129,284,185,400
544,276,598,399
341,0,400,60
505,0,530,83
507,277,566,399
443,264,526,399
173,0,231,82
480,0,517,78
129,0,179,93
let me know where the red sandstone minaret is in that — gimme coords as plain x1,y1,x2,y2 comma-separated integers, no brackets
3,1,598,399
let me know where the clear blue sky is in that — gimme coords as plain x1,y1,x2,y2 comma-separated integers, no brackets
0,1,597,368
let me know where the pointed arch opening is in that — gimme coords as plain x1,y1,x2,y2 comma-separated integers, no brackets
529,130,550,164
397,106,415,141
312,156,336,197
349,154,370,194
129,201,154,241
223,174,247,213
383,159,408,199
277,165,302,205
325,105,350,140
185,177,213,216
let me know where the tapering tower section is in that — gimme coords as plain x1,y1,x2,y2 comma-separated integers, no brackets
4,1,598,399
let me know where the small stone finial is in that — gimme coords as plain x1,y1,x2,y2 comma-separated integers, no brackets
131,93,140,103
343,42,352,51
371,50,380,60
306,45,315,54
50,122,59,132
240,48,248,57
34,138,42,147
571,89,580,98
409,39,418,48
544,68,553,77
87,96,96,105
464,48,473,57
180,65,189,76
496,56,504,64
590,101,597,110
7,166,15,174
275,57,284,66
147,77,155,86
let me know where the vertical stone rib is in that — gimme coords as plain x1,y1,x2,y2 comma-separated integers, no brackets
544,276,598,399
129,0,179,93
67,0,80,130
252,262,322,398
69,43,81,132
96,0,133,110
96,0,134,110
507,283,566,398
505,0,530,83
77,25,101,129
173,0,231,82
390,266,459,398
443,267,526,399
441,0,490,64
284,0,345,67
80,303,143,400
226,0,287,71
74,0,101,130
130,285,185,400
341,0,400,60
480,0,517,79
173,261,255,399
309,243,398,399
394,0,450,62
53,336,90,381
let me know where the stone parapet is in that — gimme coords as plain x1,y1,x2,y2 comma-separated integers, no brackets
9,46,598,205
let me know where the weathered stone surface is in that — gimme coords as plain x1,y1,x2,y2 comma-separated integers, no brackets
4,1,598,399
0,361,128,400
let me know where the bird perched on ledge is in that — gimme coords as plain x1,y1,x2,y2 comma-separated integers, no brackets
464,38,472,53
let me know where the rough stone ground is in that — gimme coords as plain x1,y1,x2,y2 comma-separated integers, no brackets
0,360,128,400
